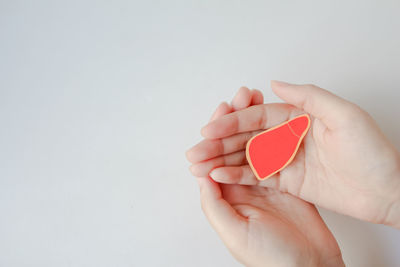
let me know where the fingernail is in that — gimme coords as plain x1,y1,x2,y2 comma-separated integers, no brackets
200,125,209,138
271,80,292,87
209,169,220,180
237,86,249,94
232,86,248,102
219,101,228,108
185,148,195,162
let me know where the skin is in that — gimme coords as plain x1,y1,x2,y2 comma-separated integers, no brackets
189,87,345,267
187,82,400,228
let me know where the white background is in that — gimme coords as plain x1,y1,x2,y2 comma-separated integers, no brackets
1,0,400,266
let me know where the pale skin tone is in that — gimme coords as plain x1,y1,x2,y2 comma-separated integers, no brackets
188,87,344,267
186,82,400,266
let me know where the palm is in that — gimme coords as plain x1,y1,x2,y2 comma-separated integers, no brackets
218,183,342,267
274,114,400,223
191,101,400,224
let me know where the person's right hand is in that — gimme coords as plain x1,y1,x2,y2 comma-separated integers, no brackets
190,87,344,267
187,81,400,228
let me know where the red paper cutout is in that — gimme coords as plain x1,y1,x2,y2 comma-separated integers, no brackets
246,114,310,180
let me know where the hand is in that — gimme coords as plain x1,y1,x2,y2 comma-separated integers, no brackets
187,81,400,228
189,87,344,267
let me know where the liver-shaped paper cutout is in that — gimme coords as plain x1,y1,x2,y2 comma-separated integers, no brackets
245,114,311,180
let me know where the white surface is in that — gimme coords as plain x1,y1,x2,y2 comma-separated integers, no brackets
1,1,400,266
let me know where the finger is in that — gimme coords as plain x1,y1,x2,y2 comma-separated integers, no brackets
209,165,280,189
250,89,264,105
220,183,277,208
210,101,232,122
186,130,262,163
196,177,246,241
271,80,352,129
231,86,252,111
219,183,261,206
187,91,248,163
186,102,232,162
189,150,247,177
201,103,300,139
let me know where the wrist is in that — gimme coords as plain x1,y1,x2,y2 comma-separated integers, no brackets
321,256,346,267
302,254,345,267
385,200,400,229
297,251,345,267
383,154,400,229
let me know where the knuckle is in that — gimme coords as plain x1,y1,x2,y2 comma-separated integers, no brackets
305,83,318,90
341,103,372,125
302,92,315,113
258,106,267,129
345,103,366,117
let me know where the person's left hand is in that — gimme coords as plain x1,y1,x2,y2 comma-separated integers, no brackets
187,88,344,267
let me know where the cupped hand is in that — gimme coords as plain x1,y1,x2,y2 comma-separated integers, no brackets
189,87,344,267
187,82,400,228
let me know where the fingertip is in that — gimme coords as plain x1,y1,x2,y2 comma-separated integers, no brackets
201,121,226,139
196,177,246,236
185,147,191,159
196,176,220,198
209,168,225,183
271,81,349,129
271,80,292,89
209,169,217,180
271,80,295,95
209,168,221,181
185,148,195,163
200,125,209,138
220,101,232,113
270,80,302,106
231,86,251,111
237,86,250,94
190,164,205,177
250,89,264,105
210,101,232,122
201,119,221,139
186,144,204,163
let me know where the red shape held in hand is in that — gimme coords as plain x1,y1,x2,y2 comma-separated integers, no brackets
246,114,311,180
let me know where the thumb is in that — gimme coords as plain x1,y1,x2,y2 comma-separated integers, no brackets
196,177,246,243
271,81,352,129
